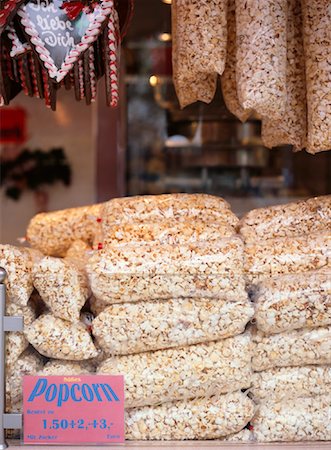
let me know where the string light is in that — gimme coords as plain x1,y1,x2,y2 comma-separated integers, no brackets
158,32,171,42
149,75,158,87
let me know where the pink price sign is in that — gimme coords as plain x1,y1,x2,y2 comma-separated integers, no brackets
23,375,125,445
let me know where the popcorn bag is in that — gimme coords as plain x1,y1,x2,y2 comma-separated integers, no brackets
26,204,103,257
25,314,99,360
244,232,331,285
171,0,217,107
174,0,228,76
235,0,288,119
221,0,252,123
100,194,238,229
251,366,331,402
92,297,253,356
253,270,331,334
98,334,253,408
261,0,307,150
239,195,331,242
87,239,247,303
0,245,35,306
125,392,255,440
251,395,331,442
252,325,331,372
32,256,89,323
301,0,331,153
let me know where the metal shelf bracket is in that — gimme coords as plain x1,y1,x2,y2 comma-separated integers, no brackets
0,267,23,450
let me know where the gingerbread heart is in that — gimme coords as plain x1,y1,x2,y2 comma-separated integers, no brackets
17,0,113,82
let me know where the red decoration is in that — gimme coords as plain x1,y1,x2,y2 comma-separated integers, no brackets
61,1,84,21
0,0,25,32
0,107,26,144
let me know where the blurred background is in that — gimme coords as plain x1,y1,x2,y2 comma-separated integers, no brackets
1,0,330,244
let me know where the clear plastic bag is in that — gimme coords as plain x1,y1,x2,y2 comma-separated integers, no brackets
235,0,287,118
221,0,252,122
251,365,331,402
101,219,236,247
125,392,255,440
25,314,99,360
6,349,44,412
87,238,246,303
101,193,238,230
32,256,89,322
98,334,252,408
5,299,37,369
26,204,102,257
252,325,331,371
172,1,218,107
301,0,331,153
239,195,331,242
252,395,331,442
0,244,34,306
39,360,93,376
262,0,307,150
244,232,331,284
253,270,331,334
176,0,227,75
92,298,253,356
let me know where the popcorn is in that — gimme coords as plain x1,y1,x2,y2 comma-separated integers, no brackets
236,0,287,118
5,296,37,370
6,349,44,411
26,204,102,257
102,219,235,247
239,195,331,242
6,299,37,327
87,238,246,304
221,0,252,122
173,0,227,74
172,1,217,107
244,233,331,284
253,270,331,334
252,326,331,372
93,298,253,356
252,395,331,441
302,0,331,153
0,244,34,306
98,334,252,408
251,366,331,402
125,392,255,440
39,360,93,376
101,194,238,230
32,256,89,322
25,314,99,360
262,0,306,150
6,333,28,369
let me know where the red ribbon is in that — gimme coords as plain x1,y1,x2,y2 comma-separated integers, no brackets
61,1,84,20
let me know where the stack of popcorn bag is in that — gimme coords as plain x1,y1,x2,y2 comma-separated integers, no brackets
239,195,331,442
90,194,255,440
0,245,45,415
5,192,330,442
1,209,105,419
21,193,255,441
